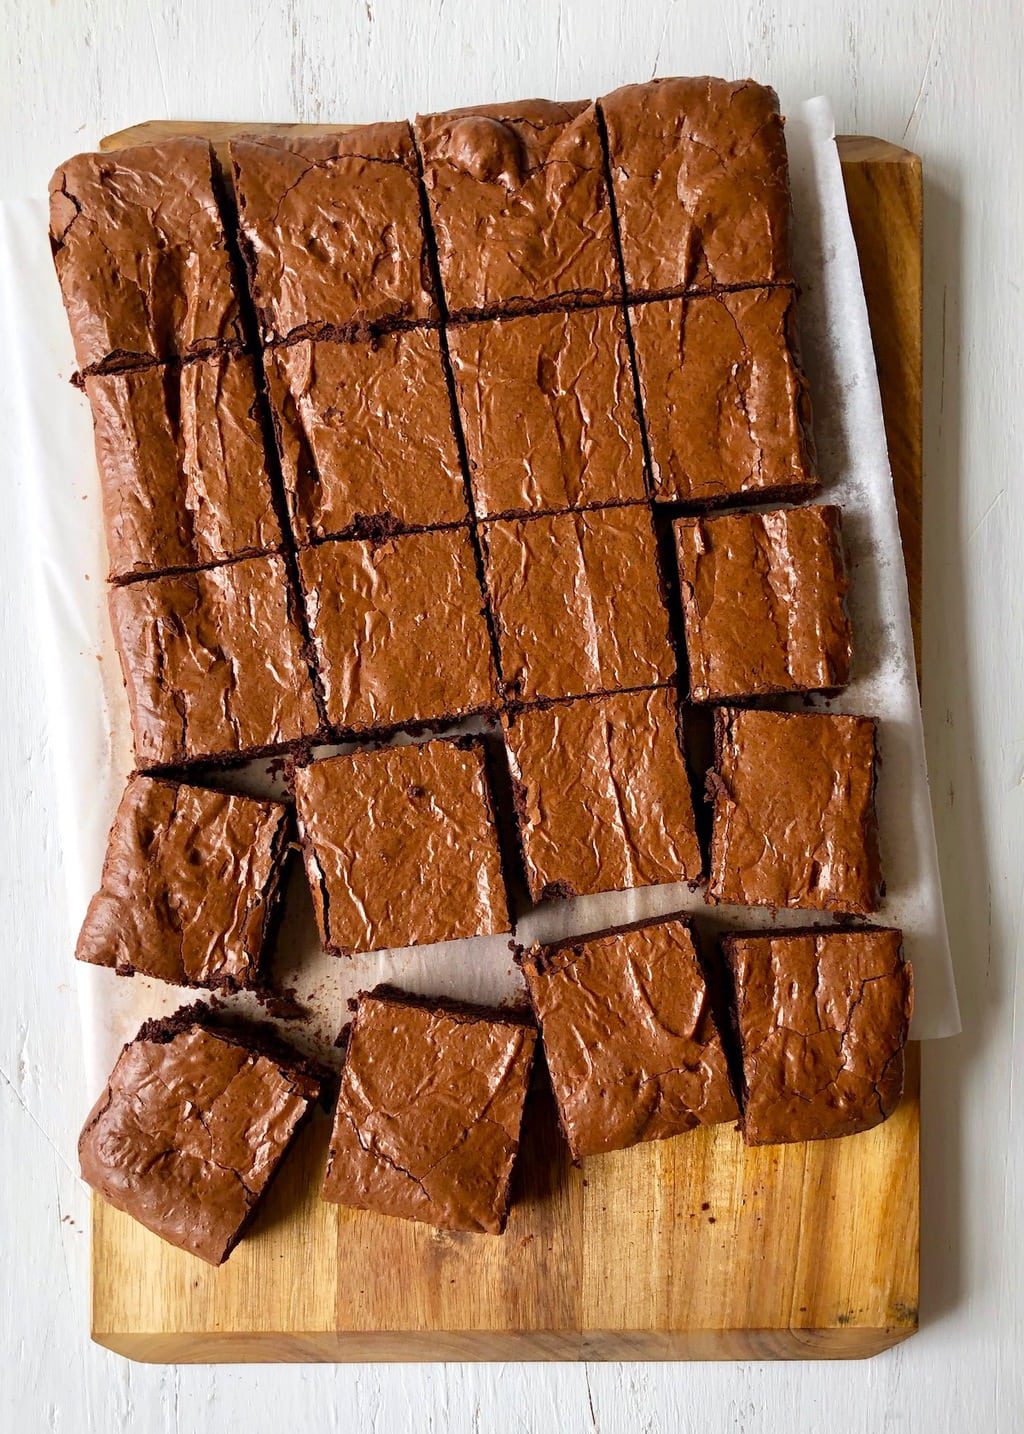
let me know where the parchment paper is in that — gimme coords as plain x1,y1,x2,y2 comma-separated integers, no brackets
0,97,960,1097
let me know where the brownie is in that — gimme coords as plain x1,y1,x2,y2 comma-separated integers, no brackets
293,738,509,956
522,916,736,1159
600,76,793,296
79,1006,320,1264
447,306,646,517
502,688,701,902
707,707,882,914
675,505,852,701
48,138,243,373
721,928,913,1145
632,287,818,506
322,988,535,1233
415,99,620,318
297,528,499,733
85,353,282,580
481,506,675,702
76,775,290,990
265,330,468,542
108,553,321,768
230,125,436,343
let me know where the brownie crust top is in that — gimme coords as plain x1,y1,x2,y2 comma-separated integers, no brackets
292,739,510,956
49,138,243,373
522,917,737,1159
708,707,882,914
79,1014,320,1264
675,504,852,701
601,76,792,294
723,927,912,1145
85,353,282,580
76,776,291,990
322,989,536,1234
231,125,437,342
416,99,620,316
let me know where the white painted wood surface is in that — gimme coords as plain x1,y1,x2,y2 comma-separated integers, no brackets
0,1,1020,1429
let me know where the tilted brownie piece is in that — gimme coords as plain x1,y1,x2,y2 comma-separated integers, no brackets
600,76,793,295
722,928,912,1145
85,353,282,580
632,288,817,506
230,125,437,343
49,138,243,373
76,775,291,990
297,528,499,734
675,506,852,701
79,1006,321,1264
293,739,509,956
707,708,882,914
447,306,646,517
481,506,675,702
108,554,321,768
415,99,620,317
522,916,737,1159
323,988,535,1233
265,330,468,542
502,688,701,902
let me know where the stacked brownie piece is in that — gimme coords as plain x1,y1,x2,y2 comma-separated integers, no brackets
52,77,914,1259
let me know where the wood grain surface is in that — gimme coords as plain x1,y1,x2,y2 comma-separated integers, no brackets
86,130,924,1365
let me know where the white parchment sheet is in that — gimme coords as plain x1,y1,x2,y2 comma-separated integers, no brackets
0,96,959,1094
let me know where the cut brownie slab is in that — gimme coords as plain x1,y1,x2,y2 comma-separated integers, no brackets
481,506,675,702
49,138,243,373
675,505,851,701
297,528,499,734
707,707,882,914
502,688,701,902
600,76,793,296
108,553,321,768
521,916,737,1159
721,928,913,1145
230,125,436,344
266,330,468,542
292,739,509,956
415,99,620,318
323,988,535,1234
76,775,291,991
79,1006,321,1264
447,306,646,518
632,288,818,506
85,352,282,580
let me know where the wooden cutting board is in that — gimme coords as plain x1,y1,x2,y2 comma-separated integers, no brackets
90,124,923,1363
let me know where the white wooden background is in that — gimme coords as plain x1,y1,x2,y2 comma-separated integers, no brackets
1,2,1020,1430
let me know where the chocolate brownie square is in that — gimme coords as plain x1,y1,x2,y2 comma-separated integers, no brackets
415,99,620,318
707,707,882,914
230,125,437,343
481,506,675,702
108,553,321,768
85,352,282,580
297,528,499,733
49,138,243,373
322,988,535,1233
502,688,701,902
675,505,852,701
447,306,646,517
522,915,737,1158
600,77,793,296
79,1006,320,1264
266,330,468,542
631,288,818,506
76,775,291,991
292,738,509,956
721,928,913,1144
